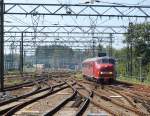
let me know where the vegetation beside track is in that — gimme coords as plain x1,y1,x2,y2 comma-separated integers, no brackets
5,79,23,86
117,76,150,85
74,73,83,80
74,72,150,86
4,71,39,86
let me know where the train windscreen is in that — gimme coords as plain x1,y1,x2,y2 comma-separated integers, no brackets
97,58,115,64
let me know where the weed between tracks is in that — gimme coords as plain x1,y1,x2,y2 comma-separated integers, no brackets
74,73,83,80
5,79,24,86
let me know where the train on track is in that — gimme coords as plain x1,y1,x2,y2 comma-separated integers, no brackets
82,56,116,83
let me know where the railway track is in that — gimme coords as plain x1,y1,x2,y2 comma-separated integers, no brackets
1,71,75,115
69,81,116,115
2,77,93,116
3,77,48,91
44,81,93,116
0,71,149,116
0,78,60,107
43,90,77,116
108,84,150,100
76,78,150,115
2,71,70,90
2,82,70,116
83,83,148,115
107,84,150,114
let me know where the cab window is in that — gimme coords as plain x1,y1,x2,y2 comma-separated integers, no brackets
97,58,115,64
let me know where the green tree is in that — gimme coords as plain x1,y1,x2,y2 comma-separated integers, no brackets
35,45,74,68
125,22,150,66
125,22,150,78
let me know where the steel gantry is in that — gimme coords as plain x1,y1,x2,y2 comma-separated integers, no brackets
4,3,150,18
0,0,4,91
4,25,127,35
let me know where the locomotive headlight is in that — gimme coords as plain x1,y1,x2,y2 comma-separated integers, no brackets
109,72,113,74
100,72,104,74
100,72,112,74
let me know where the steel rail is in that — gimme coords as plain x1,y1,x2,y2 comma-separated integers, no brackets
0,82,66,107
114,80,150,98
0,82,66,115
0,83,65,114
4,83,71,116
66,81,117,115
93,89,148,115
105,86,137,108
75,91,93,116
108,84,150,101
78,81,149,115
2,77,47,91
73,79,144,115
75,79,137,108
43,90,77,116
0,106,15,114
107,85,150,115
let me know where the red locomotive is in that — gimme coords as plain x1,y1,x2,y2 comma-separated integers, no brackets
82,57,116,83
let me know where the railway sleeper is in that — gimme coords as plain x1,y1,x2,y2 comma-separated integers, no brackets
79,82,149,115
0,82,66,107
133,96,146,104
75,91,93,116
100,96,111,101
3,83,72,116
43,90,77,116
71,95,83,107
142,102,150,113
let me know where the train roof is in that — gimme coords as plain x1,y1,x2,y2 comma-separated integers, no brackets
82,56,115,63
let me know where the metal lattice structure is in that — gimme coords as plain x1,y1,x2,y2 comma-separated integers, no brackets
4,3,150,17
0,0,4,91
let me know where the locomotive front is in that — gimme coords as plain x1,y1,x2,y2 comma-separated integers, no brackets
96,57,116,83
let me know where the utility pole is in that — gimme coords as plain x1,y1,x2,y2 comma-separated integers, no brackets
31,13,40,71
109,33,113,57
92,38,95,57
10,43,14,69
129,22,133,77
20,32,23,77
139,57,142,82
91,24,96,57
130,38,133,77
0,0,4,91
24,51,26,68
126,43,130,77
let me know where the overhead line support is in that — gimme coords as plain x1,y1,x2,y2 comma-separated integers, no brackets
0,0,4,91
19,32,23,77
3,3,150,18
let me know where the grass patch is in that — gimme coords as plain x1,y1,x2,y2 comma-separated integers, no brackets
6,70,20,75
75,72,150,86
117,76,150,85
24,67,36,72
74,73,83,80
5,78,24,86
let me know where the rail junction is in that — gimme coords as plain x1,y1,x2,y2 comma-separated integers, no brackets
0,71,149,115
